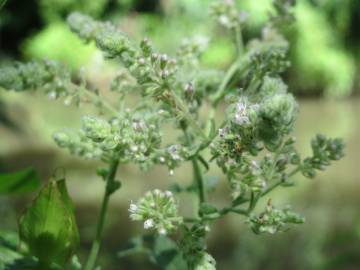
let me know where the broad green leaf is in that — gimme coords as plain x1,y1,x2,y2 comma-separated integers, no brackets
0,167,40,194
19,179,79,267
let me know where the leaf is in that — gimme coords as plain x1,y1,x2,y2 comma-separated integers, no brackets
199,203,220,220
2,257,39,270
152,235,187,270
19,179,79,267
118,235,188,270
0,0,6,9
0,167,41,194
197,155,209,171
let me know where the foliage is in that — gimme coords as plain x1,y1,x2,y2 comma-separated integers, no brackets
0,1,345,269
0,167,40,194
22,23,96,70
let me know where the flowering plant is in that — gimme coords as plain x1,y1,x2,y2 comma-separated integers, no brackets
0,0,344,269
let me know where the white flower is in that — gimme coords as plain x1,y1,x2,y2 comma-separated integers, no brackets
144,219,154,229
219,15,230,27
159,156,165,163
129,202,138,214
168,145,182,161
218,128,226,138
169,169,174,176
48,91,57,100
234,113,249,125
158,227,167,235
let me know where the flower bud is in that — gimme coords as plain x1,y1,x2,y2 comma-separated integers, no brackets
81,116,112,142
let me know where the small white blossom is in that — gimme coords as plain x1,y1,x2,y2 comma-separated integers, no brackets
48,91,57,100
219,15,230,27
144,219,154,229
129,202,138,214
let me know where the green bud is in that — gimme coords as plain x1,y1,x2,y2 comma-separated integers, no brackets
19,179,79,266
194,252,216,270
249,202,304,234
53,131,71,148
81,116,111,142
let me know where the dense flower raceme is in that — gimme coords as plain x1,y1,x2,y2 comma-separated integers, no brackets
0,0,346,269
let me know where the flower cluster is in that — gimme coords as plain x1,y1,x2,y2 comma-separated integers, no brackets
0,60,71,96
210,0,248,29
180,223,213,270
249,201,305,234
54,110,163,169
67,12,136,60
194,252,216,270
129,190,183,235
270,0,297,26
0,0,346,269
301,134,345,178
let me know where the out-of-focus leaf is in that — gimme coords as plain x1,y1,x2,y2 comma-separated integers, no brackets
151,235,187,270
118,235,187,270
0,0,7,9
0,167,40,195
2,257,39,270
19,179,79,267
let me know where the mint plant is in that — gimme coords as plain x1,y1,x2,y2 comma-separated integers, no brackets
0,0,344,269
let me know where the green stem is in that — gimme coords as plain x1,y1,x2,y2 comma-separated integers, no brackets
84,159,120,270
192,157,206,204
75,84,118,115
235,26,244,56
181,125,207,208
171,89,206,139
211,60,240,107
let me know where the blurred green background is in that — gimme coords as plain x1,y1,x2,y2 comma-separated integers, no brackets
1,0,360,269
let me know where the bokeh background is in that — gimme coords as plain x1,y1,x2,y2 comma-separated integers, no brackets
1,0,360,269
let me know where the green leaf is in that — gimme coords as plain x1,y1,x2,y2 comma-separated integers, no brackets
152,235,187,270
199,203,220,220
118,235,187,270
19,179,79,267
0,167,41,194
0,0,7,9
197,155,209,171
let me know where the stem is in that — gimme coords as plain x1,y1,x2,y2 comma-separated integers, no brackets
171,89,207,139
181,125,207,209
211,60,240,107
75,84,118,115
192,157,206,204
235,26,244,56
84,159,120,270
